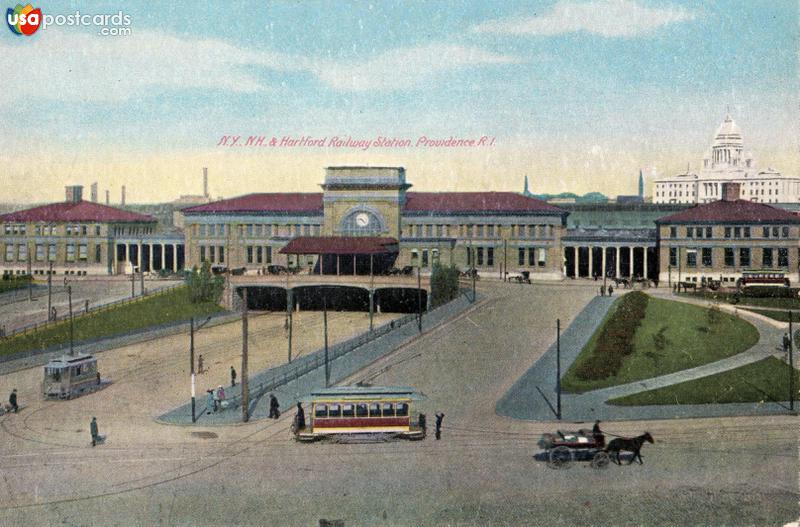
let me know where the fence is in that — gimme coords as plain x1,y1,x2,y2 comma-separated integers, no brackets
1,282,185,340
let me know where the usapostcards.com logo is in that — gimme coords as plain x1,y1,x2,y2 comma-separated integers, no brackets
6,4,132,37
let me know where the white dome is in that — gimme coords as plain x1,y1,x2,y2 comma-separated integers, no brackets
712,114,743,147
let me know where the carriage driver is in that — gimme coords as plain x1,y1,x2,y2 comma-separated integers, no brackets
592,420,605,447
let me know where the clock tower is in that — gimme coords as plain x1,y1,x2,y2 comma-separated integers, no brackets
320,166,409,238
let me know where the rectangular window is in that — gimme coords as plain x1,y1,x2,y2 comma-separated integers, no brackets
17,244,27,262
778,248,789,267
4,244,14,262
199,225,207,236
669,247,677,267
762,248,773,267
724,248,734,267
696,227,703,238
763,227,770,238
369,403,381,417
209,246,215,262
81,225,88,236
95,244,102,263
246,224,253,236
476,225,484,237
527,225,535,238
342,404,355,418
687,227,693,238
66,244,76,262
518,248,525,266
219,224,225,236
303,224,310,236
477,247,484,266
724,227,731,238
744,227,750,238
48,244,56,262
734,227,741,238
208,224,215,236
701,247,712,267
381,403,394,417
487,247,494,267
487,225,495,237
265,225,272,237
218,246,225,263
247,246,253,264
78,244,87,261
528,247,535,266
95,225,101,236
328,404,341,418
266,246,272,264
422,250,429,267
314,404,328,418
705,227,712,238
772,227,779,238
425,225,433,237
670,226,677,238
739,248,751,267
436,224,443,237
686,250,697,268
396,403,409,417
36,244,44,261
782,226,790,238
256,246,263,264
411,249,419,265
537,248,546,267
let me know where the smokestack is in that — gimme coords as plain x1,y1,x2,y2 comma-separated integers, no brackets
90,182,98,202
105,190,110,205
121,185,126,206
65,185,83,203
203,167,209,198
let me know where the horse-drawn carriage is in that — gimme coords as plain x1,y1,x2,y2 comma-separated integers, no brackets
511,271,531,284
538,429,654,469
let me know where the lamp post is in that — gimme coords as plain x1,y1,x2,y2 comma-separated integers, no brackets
556,318,561,420
67,284,74,356
789,310,794,413
189,315,212,423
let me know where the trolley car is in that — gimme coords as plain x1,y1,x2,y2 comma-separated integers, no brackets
294,386,426,442
737,270,790,289
43,354,104,399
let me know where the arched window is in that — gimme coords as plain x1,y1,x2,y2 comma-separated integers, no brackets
340,209,385,236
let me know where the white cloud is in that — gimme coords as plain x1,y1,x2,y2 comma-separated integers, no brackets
0,30,518,103
473,0,696,38
310,44,521,92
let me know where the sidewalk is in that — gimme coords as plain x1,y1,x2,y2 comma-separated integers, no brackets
497,292,796,422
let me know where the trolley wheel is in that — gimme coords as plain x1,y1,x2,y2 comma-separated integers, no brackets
547,446,573,469
591,451,611,470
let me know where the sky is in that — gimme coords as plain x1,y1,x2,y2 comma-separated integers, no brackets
1,0,797,203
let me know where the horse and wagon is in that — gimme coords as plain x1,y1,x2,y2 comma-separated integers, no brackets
538,428,654,470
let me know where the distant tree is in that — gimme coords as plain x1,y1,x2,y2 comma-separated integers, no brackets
185,261,224,304
430,264,460,307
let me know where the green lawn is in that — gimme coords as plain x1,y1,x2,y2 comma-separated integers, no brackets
562,295,760,393
608,357,800,405
0,286,225,357
0,277,32,293
683,290,800,310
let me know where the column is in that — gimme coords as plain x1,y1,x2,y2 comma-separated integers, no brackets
573,247,579,278
149,244,154,272
629,246,634,278
336,255,340,276
601,247,607,279
588,246,594,278
136,242,142,272
643,247,648,279
112,243,118,274
161,244,166,272
615,247,621,278
172,244,178,272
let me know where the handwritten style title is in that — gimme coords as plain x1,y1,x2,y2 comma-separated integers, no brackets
216,135,496,150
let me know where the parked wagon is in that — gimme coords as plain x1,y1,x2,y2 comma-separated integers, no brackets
43,354,105,399
538,429,611,470
511,271,531,284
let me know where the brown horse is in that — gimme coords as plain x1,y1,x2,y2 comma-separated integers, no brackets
605,432,654,465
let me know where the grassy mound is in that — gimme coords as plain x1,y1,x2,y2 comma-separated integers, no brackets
562,293,759,393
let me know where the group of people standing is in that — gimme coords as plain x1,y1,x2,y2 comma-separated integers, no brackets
599,285,614,297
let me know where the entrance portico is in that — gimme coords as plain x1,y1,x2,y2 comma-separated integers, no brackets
562,228,657,280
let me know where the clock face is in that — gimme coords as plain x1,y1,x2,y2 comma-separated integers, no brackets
355,213,370,227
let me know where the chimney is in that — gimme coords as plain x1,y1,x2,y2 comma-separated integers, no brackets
203,167,209,198
721,182,741,202
65,185,83,203
105,190,110,205
90,182,98,202
121,185,126,206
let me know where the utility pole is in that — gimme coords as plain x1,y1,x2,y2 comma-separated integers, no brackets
68,285,74,356
286,268,292,363
369,254,374,331
503,238,507,282
417,265,422,333
130,270,135,298
472,246,476,303
27,249,32,301
190,317,196,423
789,310,794,413
556,318,562,420
47,261,53,320
241,287,249,422
323,294,329,387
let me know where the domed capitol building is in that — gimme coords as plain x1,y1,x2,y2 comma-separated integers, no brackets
654,114,800,204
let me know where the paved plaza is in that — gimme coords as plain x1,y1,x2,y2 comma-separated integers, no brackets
0,281,795,526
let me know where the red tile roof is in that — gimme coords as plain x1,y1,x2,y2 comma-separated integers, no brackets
0,201,155,223
182,193,324,214
656,199,800,224
404,192,566,214
280,237,398,254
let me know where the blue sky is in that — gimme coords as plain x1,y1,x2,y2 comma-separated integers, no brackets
1,0,797,202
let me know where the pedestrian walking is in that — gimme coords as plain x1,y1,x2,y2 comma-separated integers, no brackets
434,412,444,440
8,389,18,413
90,417,99,446
198,354,204,373
230,366,237,387
269,394,280,419
600,285,605,297
295,402,305,430
608,285,614,296
207,389,215,414
216,385,226,410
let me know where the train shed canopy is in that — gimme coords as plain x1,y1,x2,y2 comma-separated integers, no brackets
280,236,398,255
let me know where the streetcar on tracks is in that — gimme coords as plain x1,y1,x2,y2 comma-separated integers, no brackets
293,386,426,442
737,270,790,289
42,353,105,399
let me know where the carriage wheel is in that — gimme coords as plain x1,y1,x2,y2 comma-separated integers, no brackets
591,451,611,470
547,446,573,469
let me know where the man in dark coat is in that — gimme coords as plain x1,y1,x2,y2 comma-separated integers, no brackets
435,412,444,440
9,389,18,413
295,402,305,430
90,417,99,446
230,366,237,387
269,394,280,419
